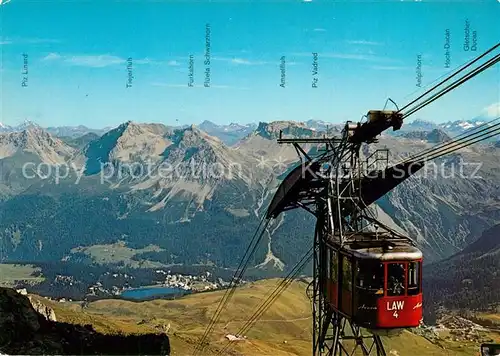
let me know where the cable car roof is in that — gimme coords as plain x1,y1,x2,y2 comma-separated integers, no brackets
342,239,423,261
325,232,422,260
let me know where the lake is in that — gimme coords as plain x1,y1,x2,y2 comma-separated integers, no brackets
120,286,190,300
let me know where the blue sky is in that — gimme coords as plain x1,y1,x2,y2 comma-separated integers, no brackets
1,0,499,128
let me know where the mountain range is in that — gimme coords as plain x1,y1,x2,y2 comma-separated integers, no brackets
397,117,496,137
0,121,110,138
0,118,499,313
1,117,498,146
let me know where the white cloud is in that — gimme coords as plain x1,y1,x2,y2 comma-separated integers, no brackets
41,53,181,68
232,58,267,65
482,102,500,118
321,53,380,61
66,55,125,67
135,58,179,66
212,56,267,65
292,52,397,63
231,58,253,65
371,65,410,71
346,40,383,46
42,53,125,67
43,53,62,60
151,82,248,90
0,37,60,45
134,58,153,65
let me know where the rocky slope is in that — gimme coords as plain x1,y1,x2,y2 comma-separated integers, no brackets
0,126,75,163
0,287,170,355
0,126,77,199
401,129,451,143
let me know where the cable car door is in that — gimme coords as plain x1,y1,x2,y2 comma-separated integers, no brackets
340,254,353,316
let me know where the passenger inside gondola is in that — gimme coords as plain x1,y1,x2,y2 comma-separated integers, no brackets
387,263,405,296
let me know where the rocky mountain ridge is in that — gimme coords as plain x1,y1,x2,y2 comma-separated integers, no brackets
0,126,75,163
2,117,497,146
0,120,498,272
0,121,111,138
400,117,494,136
400,129,451,143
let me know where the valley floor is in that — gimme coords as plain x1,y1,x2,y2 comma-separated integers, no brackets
26,279,500,356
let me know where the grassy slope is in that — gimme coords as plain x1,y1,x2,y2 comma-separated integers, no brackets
0,264,44,287
30,279,500,356
69,241,167,268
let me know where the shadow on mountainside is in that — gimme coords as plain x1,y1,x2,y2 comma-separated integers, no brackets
0,287,170,355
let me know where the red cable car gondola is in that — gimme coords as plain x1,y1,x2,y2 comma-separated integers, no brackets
266,110,426,354
323,234,423,331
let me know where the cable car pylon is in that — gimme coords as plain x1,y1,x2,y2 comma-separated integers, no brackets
266,111,424,356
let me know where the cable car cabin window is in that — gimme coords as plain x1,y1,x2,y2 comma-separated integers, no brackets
356,260,384,294
331,250,338,283
407,261,420,296
387,263,406,296
342,257,352,291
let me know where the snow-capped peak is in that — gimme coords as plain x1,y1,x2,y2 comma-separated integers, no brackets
458,121,474,129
